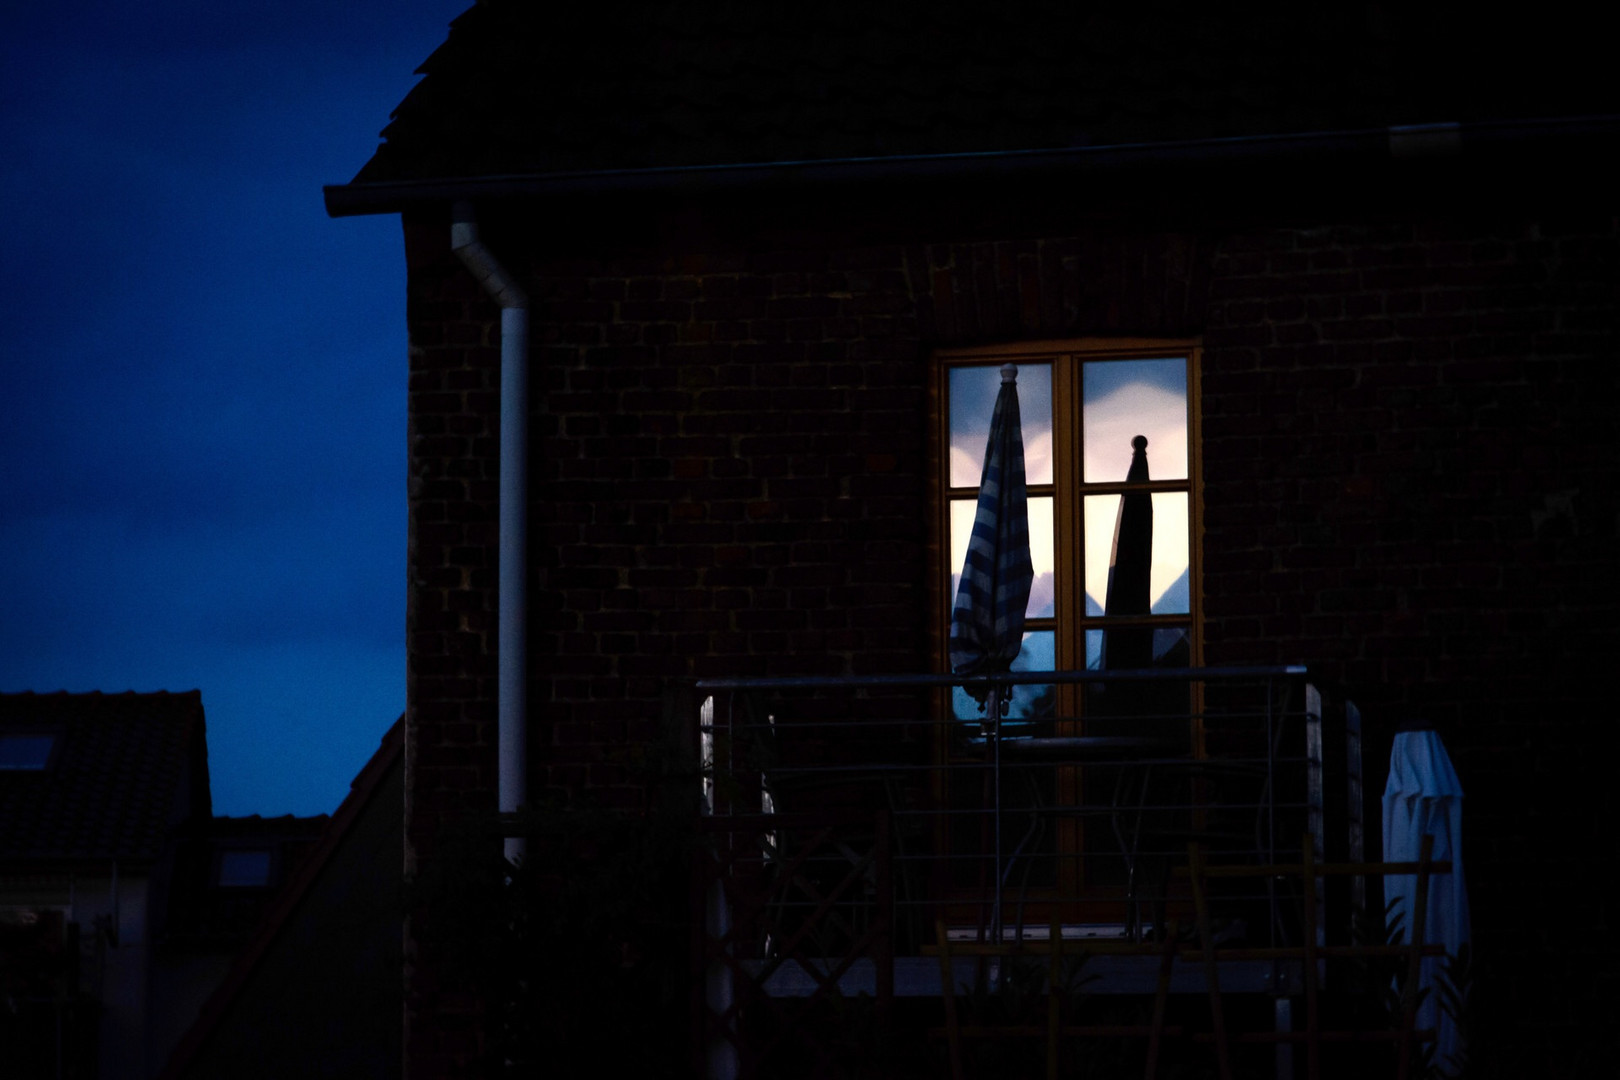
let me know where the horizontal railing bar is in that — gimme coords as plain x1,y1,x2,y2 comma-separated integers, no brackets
701,715,1303,730
925,941,1447,961
695,664,1307,691
1179,859,1454,878
699,707,1314,724
700,725,1308,740
740,757,1301,772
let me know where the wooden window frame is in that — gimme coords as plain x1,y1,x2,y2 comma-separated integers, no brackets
927,338,1204,913
930,337,1203,685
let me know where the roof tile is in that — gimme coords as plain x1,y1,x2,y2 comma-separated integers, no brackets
0,691,208,863
349,1,1620,186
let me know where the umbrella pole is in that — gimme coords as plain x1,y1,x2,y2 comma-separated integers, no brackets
989,685,1004,980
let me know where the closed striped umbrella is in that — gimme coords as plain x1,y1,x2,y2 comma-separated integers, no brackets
949,364,1034,714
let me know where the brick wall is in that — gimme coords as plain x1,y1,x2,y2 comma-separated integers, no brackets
1200,213,1619,1068
400,182,1617,1073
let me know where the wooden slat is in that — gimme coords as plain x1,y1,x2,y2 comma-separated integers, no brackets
1302,837,1320,1080
935,919,965,1080
1046,915,1061,1080
1188,843,1234,1080
1396,835,1435,1080
1145,921,1178,1080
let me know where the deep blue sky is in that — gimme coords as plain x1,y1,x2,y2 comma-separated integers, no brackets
1,2,469,815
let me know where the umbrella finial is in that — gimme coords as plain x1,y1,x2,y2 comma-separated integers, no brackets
1000,363,1018,384
1126,436,1150,484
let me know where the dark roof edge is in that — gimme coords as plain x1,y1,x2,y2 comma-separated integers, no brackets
156,716,404,1080
0,856,161,873
324,114,1620,218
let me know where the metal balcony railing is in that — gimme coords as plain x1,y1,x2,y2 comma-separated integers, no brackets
686,668,1458,1080
693,666,1372,981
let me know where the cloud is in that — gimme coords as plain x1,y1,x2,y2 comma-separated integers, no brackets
1083,492,1191,616
950,425,1053,490
1082,380,1188,482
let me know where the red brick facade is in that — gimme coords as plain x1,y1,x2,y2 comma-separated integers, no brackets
398,170,1617,1073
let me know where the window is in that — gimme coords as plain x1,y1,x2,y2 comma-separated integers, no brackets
217,849,275,888
936,339,1202,907
937,339,1201,729
0,732,59,771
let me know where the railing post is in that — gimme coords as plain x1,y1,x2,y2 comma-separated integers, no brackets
1344,700,1365,917
697,692,739,1080
875,810,894,1015
1305,684,1324,863
1304,684,1326,989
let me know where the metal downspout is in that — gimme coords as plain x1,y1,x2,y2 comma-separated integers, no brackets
450,201,530,867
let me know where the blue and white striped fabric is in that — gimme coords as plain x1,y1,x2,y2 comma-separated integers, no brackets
949,366,1034,693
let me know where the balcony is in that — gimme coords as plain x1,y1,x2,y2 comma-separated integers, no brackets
692,666,1451,1079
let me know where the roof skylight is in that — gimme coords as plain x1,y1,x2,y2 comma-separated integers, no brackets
0,733,58,771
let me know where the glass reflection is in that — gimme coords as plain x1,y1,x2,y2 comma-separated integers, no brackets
1084,625,1193,746
951,495,1055,619
1085,627,1191,671
1082,492,1190,616
1082,358,1187,482
949,363,1053,487
953,630,1055,722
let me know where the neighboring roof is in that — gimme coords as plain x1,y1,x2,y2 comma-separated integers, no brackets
159,717,403,1080
0,691,210,863
347,1,1620,189
164,814,332,947
205,814,331,839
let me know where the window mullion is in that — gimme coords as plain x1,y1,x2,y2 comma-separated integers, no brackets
1052,355,1082,688
1076,479,1188,496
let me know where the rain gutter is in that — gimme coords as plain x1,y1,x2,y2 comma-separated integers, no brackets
323,114,1620,217
450,201,529,868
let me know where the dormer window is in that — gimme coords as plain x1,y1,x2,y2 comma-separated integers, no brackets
217,849,274,888
0,732,59,771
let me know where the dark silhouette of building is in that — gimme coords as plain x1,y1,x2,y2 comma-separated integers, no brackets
1,691,213,1078
326,4,1619,1075
1,693,397,1080
160,720,402,1080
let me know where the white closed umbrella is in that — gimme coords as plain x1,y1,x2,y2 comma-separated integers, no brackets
1382,727,1470,1074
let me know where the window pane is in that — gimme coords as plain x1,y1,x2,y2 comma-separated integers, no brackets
1085,626,1192,671
949,363,1053,487
218,850,273,888
1082,492,1190,616
0,734,55,770
1082,358,1187,482
952,630,1055,721
1083,624,1193,746
950,495,1054,619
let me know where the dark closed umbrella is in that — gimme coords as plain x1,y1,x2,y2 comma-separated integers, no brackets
1101,434,1153,672
949,364,1034,719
